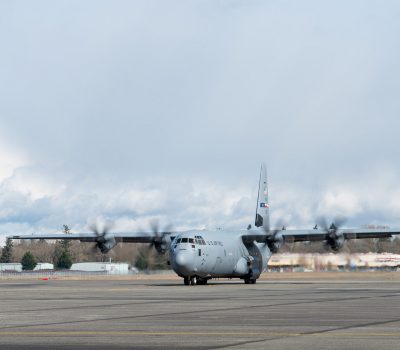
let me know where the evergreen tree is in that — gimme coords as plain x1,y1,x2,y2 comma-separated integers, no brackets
56,251,72,269
53,224,73,270
135,247,149,270
0,238,13,263
21,251,37,270
61,224,72,251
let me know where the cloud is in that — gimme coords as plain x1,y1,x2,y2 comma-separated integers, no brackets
1,1,400,242
2,163,400,245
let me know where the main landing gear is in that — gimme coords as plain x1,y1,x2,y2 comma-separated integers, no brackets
183,276,208,286
244,278,257,284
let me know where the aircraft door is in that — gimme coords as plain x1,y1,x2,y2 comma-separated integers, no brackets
194,235,208,274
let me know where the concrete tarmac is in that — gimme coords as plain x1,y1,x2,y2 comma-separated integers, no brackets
1,273,400,349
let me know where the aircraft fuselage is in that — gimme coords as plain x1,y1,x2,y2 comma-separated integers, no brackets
169,229,272,284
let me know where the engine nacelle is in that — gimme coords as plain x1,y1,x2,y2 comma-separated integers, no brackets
96,235,117,253
267,234,284,253
325,233,345,252
233,256,254,275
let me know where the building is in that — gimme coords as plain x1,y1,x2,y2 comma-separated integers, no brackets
0,262,54,272
268,253,400,271
70,262,130,274
0,263,22,272
34,263,54,271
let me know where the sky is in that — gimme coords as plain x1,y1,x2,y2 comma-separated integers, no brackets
1,1,400,242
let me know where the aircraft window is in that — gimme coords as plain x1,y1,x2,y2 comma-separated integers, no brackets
195,239,200,244
189,238,194,243
176,238,181,243
181,238,188,243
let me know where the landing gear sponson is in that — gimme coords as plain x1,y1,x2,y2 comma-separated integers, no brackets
183,276,256,285
244,278,257,284
183,276,209,285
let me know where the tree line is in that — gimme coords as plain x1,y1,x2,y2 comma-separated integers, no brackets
0,225,168,270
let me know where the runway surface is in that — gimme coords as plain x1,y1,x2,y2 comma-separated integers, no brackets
1,273,400,349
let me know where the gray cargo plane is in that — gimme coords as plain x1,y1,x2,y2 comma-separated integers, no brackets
9,164,400,285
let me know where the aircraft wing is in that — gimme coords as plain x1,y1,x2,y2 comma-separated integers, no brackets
280,228,400,242
9,232,155,244
243,227,400,244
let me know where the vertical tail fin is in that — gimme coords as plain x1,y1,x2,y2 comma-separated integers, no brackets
255,163,270,232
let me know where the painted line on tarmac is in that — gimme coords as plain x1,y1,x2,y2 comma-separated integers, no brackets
1,331,400,338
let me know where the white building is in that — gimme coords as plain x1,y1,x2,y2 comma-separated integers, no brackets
0,263,22,272
0,262,54,272
34,263,54,271
268,253,400,271
70,262,130,274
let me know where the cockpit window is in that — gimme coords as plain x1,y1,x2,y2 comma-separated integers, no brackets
181,238,188,243
176,238,181,243
188,238,194,243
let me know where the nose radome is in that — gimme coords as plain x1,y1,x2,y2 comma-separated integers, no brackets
175,251,187,266
173,250,194,275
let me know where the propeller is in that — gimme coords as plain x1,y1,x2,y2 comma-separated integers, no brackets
265,219,286,253
148,220,172,254
89,220,116,254
316,215,347,232
316,216,347,251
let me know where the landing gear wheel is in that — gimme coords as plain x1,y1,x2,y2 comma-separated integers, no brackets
244,278,256,284
183,277,190,286
197,278,208,285
190,276,197,286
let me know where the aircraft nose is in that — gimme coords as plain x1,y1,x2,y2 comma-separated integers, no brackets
173,250,194,275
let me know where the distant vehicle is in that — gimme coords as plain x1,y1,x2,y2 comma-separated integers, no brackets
10,164,400,285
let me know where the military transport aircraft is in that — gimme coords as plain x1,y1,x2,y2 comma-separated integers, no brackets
9,164,400,285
